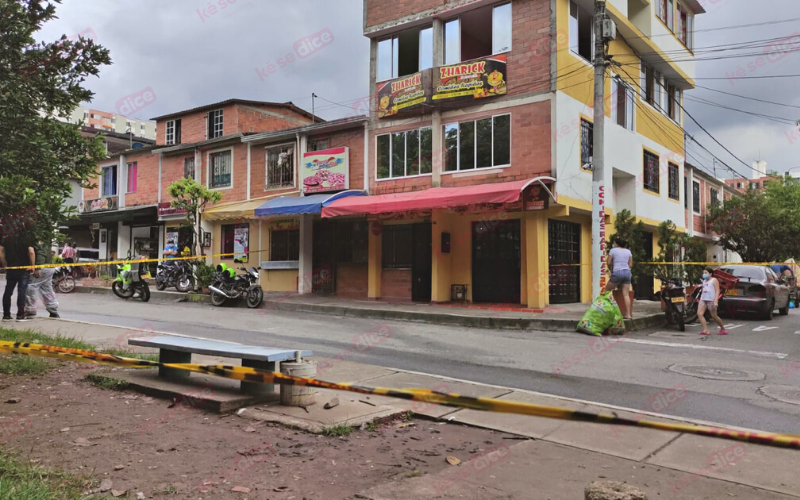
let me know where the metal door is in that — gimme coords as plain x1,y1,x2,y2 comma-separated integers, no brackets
312,220,336,294
412,223,432,302
472,219,520,303
548,220,581,304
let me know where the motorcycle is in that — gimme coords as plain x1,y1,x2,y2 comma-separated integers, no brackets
51,266,76,294
661,278,687,331
208,263,263,308
112,254,151,302
155,259,195,292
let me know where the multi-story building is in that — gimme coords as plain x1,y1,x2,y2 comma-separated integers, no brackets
724,161,777,193
60,105,157,140
306,0,704,307
684,162,741,264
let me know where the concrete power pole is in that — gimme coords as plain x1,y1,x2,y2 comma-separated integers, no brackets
591,0,608,299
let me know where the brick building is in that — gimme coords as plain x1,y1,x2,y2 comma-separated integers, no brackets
684,163,741,264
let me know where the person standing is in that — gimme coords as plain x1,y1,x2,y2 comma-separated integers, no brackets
60,242,76,263
698,267,729,336
0,233,36,322
26,243,59,318
605,237,633,320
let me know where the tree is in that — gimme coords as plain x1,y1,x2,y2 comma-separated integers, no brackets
167,178,222,257
0,0,111,246
707,179,800,262
643,220,707,285
608,209,646,280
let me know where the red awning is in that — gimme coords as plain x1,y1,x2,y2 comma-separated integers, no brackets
322,177,555,218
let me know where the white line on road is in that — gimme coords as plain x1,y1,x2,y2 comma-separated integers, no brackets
616,338,788,359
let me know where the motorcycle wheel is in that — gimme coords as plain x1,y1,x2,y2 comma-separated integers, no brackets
112,281,133,299
139,283,151,302
210,283,227,307
156,280,167,291
176,274,194,293
247,287,264,309
58,276,76,294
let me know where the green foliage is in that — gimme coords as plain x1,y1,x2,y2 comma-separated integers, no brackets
85,373,130,391
167,178,223,256
194,262,217,289
52,256,64,264
0,0,111,246
707,178,800,262
0,328,95,350
0,448,94,500
0,355,49,375
321,424,353,437
608,209,647,279
642,221,707,285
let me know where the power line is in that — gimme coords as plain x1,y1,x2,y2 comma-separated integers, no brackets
694,84,800,110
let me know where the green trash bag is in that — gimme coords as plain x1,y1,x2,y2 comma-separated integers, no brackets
576,292,625,336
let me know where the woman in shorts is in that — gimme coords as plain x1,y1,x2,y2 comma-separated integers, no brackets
698,266,729,336
605,237,633,320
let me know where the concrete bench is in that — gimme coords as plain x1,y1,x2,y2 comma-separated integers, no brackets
128,335,312,395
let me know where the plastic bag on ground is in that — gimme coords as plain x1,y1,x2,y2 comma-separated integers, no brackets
576,292,624,336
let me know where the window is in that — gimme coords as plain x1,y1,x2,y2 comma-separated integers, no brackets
763,180,770,187
222,223,249,262
207,109,223,139
165,119,181,145
444,114,510,172
209,150,232,189
580,119,593,170
382,225,413,269
101,165,117,196
183,157,195,179
377,127,433,179
308,139,330,152
710,187,719,207
667,163,679,200
266,144,295,188
658,0,674,30
612,78,634,130
677,3,694,49
377,27,433,81
684,177,688,208
668,85,681,121
692,181,700,213
736,182,742,189
443,3,512,65
126,162,137,193
336,220,369,264
643,151,660,193
270,230,299,261
569,0,594,61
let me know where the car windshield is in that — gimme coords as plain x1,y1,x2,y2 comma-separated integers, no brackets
720,267,765,281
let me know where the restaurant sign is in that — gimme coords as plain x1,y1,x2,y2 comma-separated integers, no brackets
301,147,349,194
523,183,552,211
158,202,187,217
376,70,431,119
433,55,507,101
78,196,118,213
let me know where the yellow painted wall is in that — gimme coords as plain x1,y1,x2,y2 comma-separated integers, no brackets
368,223,382,298
260,269,299,292
431,210,453,302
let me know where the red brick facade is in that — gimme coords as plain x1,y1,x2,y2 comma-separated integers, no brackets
380,268,413,300
335,263,369,299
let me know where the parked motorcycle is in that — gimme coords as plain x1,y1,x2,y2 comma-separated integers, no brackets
155,259,194,292
208,264,263,308
112,254,151,302
661,278,686,331
51,266,76,294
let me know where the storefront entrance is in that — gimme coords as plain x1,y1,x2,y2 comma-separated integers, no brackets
548,219,581,304
313,219,369,296
472,219,520,303
411,223,432,302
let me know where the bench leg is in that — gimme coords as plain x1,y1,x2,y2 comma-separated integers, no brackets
240,360,276,395
159,349,191,379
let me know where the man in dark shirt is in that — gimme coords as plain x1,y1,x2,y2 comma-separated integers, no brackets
0,233,37,321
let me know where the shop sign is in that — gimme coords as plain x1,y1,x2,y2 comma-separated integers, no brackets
523,184,551,211
376,71,430,118
432,55,507,102
79,196,118,213
270,218,300,231
158,202,187,217
301,147,349,194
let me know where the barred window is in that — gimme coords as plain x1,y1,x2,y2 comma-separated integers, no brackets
693,181,700,213
270,230,299,261
643,151,660,193
580,119,592,170
381,225,413,269
266,144,295,188
183,157,195,179
209,150,232,189
710,187,719,207
668,163,679,200
207,109,223,139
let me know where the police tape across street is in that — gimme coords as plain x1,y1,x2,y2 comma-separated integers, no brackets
1,340,799,451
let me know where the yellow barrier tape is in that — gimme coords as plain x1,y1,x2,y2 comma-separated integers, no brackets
1,340,799,450
641,262,794,266
3,249,271,271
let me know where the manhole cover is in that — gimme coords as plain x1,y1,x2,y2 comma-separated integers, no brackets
668,365,765,381
759,385,800,405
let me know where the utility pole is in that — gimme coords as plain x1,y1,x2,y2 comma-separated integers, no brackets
312,93,318,123
591,0,608,299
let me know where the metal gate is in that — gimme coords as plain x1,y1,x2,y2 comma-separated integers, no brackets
548,220,581,304
312,220,336,294
472,219,520,303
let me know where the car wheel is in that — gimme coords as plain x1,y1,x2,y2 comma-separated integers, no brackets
762,300,775,321
779,301,789,315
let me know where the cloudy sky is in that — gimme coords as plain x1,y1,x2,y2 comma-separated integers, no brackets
38,0,800,177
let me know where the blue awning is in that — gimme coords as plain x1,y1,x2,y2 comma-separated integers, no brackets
254,190,366,217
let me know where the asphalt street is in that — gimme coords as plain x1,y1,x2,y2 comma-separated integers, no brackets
17,289,800,435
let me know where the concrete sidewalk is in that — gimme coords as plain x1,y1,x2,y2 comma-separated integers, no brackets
3,317,799,498
71,284,666,331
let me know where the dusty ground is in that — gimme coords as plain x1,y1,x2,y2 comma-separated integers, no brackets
0,361,515,500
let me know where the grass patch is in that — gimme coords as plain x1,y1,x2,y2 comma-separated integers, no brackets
0,328,95,351
153,485,179,495
0,448,94,500
321,424,353,437
407,470,423,478
101,349,159,363
0,355,50,376
85,373,130,391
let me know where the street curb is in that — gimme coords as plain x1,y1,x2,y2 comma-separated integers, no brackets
72,285,665,331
